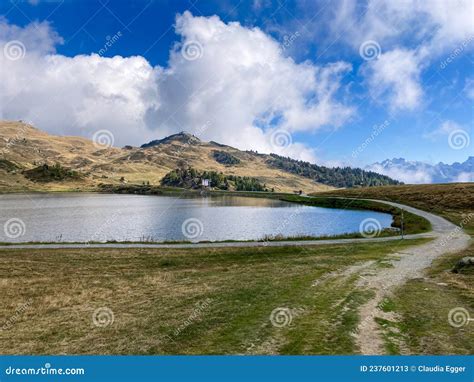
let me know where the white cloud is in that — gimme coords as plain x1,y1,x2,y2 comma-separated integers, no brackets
364,48,424,110
0,13,355,161
151,11,354,160
0,20,161,145
456,172,474,182
366,163,433,184
338,0,474,51
423,120,462,140
366,156,474,184
0,18,62,55
333,0,474,111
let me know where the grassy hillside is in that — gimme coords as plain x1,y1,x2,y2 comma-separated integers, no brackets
0,239,430,355
0,121,329,193
0,120,399,193
320,183,473,354
318,183,474,233
0,182,471,354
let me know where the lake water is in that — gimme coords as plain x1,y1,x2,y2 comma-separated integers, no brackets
0,193,393,243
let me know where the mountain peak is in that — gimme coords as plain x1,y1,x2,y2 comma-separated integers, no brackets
141,131,201,148
367,156,473,184
381,158,409,165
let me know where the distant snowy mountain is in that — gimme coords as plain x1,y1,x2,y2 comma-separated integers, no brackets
366,157,474,184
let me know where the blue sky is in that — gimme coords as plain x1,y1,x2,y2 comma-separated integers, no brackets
0,0,472,171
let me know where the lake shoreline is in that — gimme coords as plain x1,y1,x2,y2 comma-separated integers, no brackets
0,189,431,244
1,192,397,243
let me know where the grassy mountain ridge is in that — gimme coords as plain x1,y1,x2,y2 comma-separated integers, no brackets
0,120,398,193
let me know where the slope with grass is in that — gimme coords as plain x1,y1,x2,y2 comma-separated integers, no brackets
0,239,431,355
320,183,473,354
318,183,474,230
0,121,330,193
0,120,400,193
0,185,471,355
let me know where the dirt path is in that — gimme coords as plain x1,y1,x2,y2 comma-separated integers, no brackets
0,232,434,250
1,198,470,354
353,200,471,354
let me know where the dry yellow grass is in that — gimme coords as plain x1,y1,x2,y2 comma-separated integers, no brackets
320,183,474,354
319,183,474,233
0,239,430,355
0,120,332,193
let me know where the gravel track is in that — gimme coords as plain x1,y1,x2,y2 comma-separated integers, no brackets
353,200,470,354
1,198,469,355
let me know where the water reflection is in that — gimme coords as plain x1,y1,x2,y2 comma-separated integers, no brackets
0,193,393,243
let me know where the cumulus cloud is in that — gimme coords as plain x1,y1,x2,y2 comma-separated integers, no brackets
0,12,354,161
333,0,474,111
152,12,354,160
0,18,62,55
333,0,474,53
0,20,161,145
363,48,425,111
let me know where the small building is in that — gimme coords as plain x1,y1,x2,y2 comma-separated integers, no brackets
202,179,210,187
